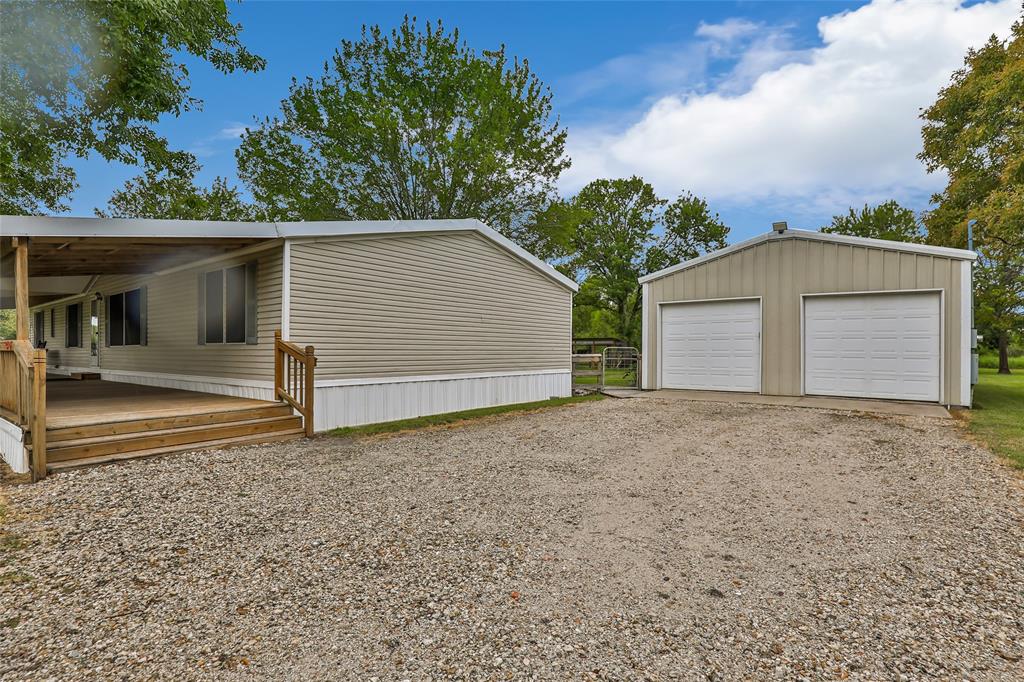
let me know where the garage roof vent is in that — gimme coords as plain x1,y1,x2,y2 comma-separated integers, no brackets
772,221,788,233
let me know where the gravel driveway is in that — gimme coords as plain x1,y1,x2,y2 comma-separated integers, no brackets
2,396,1023,680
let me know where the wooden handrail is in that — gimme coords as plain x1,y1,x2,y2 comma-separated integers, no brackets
0,340,47,480
274,330,316,437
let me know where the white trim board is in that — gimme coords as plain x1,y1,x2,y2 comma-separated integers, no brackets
281,240,291,338
315,368,570,388
640,229,977,285
641,282,651,389
60,366,569,391
960,260,973,407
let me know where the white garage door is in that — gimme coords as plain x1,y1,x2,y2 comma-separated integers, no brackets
804,292,941,402
660,299,761,392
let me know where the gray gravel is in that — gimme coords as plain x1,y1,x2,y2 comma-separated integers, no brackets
1,396,1023,680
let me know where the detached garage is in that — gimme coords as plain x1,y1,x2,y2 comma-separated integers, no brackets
640,227,976,407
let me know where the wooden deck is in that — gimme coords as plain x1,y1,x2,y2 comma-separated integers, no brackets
28,379,305,472
46,379,276,429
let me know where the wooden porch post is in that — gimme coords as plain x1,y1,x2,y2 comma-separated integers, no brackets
13,237,29,341
304,345,315,437
31,349,46,481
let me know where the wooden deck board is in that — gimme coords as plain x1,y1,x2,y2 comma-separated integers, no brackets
46,379,276,429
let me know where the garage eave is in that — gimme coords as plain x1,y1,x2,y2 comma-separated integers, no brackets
639,229,978,285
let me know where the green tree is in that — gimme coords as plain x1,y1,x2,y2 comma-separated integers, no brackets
566,177,729,345
974,246,1024,374
919,14,1024,373
0,310,14,341
821,200,922,242
236,17,568,241
0,0,264,214
97,157,255,221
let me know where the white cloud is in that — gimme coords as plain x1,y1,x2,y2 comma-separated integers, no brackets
695,18,761,44
217,123,249,140
563,0,1020,219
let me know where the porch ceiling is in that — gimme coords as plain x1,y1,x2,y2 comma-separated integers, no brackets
0,236,275,277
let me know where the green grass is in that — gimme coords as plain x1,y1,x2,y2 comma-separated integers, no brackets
968,368,1024,469
328,393,605,438
573,368,638,387
977,353,1024,370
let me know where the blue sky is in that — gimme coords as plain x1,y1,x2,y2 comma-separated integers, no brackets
67,0,1020,243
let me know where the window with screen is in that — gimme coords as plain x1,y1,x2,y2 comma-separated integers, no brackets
106,288,146,347
200,263,256,345
66,303,81,348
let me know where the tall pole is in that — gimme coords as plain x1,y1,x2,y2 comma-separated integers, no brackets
13,237,29,341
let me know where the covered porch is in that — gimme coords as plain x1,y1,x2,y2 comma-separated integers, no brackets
45,378,276,429
1,217,316,479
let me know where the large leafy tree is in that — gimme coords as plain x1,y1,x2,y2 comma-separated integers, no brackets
821,200,922,242
0,0,264,214
567,177,729,345
97,157,255,221
920,13,1024,373
236,17,568,239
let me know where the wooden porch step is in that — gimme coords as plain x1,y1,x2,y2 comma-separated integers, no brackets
46,428,305,473
42,414,303,463
35,404,294,444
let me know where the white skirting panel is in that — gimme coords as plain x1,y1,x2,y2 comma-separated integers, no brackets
0,417,28,474
314,370,572,432
98,370,276,402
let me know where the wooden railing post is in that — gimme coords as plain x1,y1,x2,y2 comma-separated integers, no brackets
304,345,315,437
31,349,46,481
274,329,283,400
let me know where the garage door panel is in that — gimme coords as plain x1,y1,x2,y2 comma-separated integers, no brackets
661,299,760,392
804,292,940,402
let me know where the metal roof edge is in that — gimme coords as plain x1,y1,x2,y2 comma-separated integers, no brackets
639,228,977,284
1,215,578,292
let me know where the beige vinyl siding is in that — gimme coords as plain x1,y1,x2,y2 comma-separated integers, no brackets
288,231,572,380
644,237,966,405
29,299,94,368
88,246,282,380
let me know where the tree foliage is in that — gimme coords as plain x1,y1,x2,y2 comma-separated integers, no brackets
920,14,1024,372
566,177,729,345
236,16,568,239
821,200,922,242
97,157,255,221
0,0,264,214
0,310,14,341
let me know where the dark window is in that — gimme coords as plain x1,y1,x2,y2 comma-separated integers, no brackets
107,288,145,346
66,303,81,348
225,265,246,343
109,293,124,346
49,309,55,337
204,270,224,344
124,289,141,345
34,311,44,346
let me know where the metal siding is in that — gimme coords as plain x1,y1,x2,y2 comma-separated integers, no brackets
288,232,572,380
643,237,968,405
88,246,283,380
